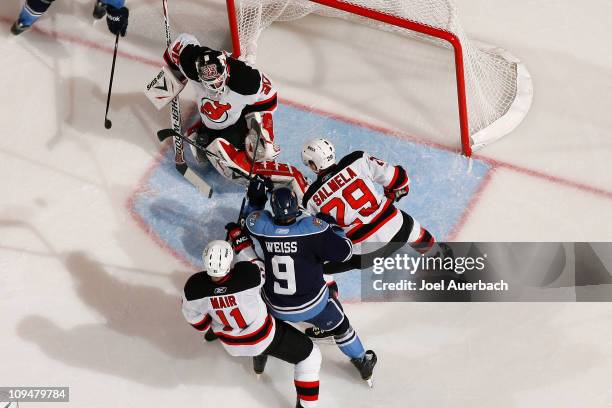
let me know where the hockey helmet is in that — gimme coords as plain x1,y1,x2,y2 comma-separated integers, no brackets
202,240,233,278
270,187,301,223
195,50,229,96
301,138,336,173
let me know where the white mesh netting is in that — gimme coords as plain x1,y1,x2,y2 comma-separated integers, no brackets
232,0,533,151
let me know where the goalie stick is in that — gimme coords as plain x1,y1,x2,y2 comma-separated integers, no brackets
158,117,262,219
161,0,212,198
236,116,263,222
157,118,262,223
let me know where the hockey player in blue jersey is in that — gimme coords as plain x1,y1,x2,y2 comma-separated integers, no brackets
243,176,378,386
10,0,129,37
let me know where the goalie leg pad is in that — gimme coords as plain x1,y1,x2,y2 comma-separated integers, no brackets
205,138,251,182
254,161,309,201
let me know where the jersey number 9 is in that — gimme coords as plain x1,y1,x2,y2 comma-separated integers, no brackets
271,255,297,295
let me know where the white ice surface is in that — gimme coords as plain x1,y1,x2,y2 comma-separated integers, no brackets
1,0,612,407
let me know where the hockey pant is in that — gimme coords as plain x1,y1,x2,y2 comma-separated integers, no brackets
305,296,366,361
264,318,321,408
323,210,437,274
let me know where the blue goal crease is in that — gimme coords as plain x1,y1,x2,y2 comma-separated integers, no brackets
130,103,492,302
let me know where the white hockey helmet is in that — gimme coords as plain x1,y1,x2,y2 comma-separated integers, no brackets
202,240,233,278
301,138,336,173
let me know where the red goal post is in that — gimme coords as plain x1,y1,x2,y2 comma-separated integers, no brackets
224,0,533,156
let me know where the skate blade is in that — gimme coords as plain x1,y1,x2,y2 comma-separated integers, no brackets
256,373,262,380
366,377,374,388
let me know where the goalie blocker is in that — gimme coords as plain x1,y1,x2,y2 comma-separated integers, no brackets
145,65,186,110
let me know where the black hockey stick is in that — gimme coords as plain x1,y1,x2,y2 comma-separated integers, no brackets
235,116,264,222
104,33,119,129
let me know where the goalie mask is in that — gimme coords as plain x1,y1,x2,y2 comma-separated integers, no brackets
195,50,229,97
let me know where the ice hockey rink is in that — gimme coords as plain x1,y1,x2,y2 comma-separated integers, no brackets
2,0,612,406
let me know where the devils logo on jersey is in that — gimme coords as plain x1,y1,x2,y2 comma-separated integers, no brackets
200,98,232,123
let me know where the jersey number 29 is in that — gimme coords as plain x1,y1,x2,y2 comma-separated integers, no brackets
321,178,378,226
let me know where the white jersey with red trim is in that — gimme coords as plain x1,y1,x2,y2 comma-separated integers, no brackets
181,256,275,357
302,151,410,255
164,33,278,131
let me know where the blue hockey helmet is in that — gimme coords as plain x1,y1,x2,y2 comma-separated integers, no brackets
270,187,301,223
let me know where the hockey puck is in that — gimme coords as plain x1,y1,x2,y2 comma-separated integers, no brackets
104,119,112,129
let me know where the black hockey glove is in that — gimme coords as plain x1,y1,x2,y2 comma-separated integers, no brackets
106,5,129,37
225,222,253,253
247,175,274,208
385,186,409,202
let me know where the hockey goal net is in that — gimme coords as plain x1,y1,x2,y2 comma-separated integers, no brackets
224,0,533,156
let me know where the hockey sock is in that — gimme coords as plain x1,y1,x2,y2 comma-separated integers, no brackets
18,0,54,26
294,345,321,408
409,226,436,254
334,325,366,360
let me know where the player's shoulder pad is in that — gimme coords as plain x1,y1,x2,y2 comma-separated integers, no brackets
183,271,214,301
227,58,262,96
337,151,365,169
230,261,262,287
292,214,330,236
177,45,210,82
245,210,275,236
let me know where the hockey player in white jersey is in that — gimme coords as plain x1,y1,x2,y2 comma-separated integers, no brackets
147,33,308,198
301,138,438,273
182,237,321,408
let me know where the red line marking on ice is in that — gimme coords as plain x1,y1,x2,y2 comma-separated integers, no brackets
1,16,161,67
5,15,609,200
487,160,612,201
447,168,496,240
280,96,612,200
125,142,199,271
5,15,612,242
